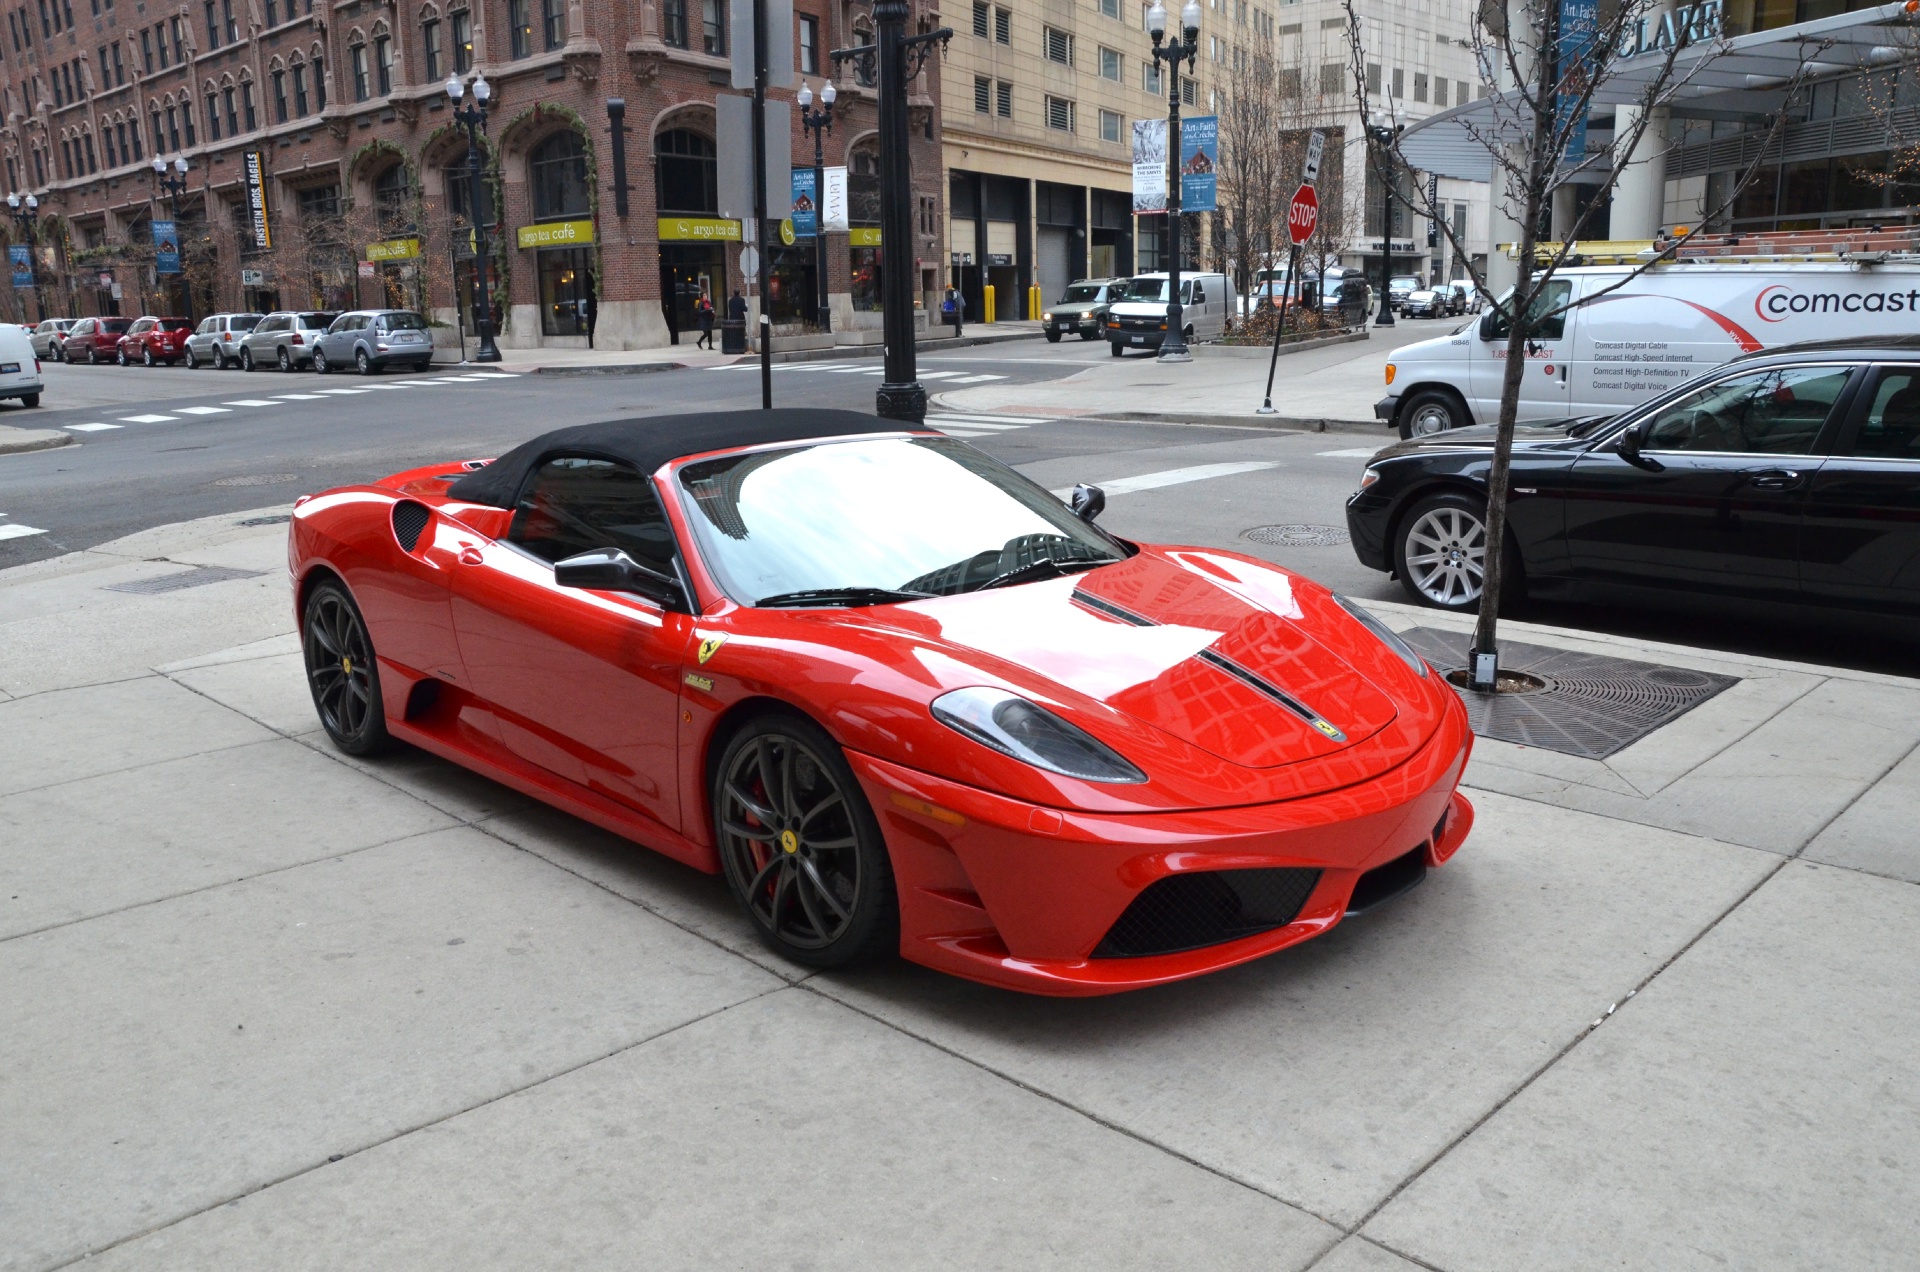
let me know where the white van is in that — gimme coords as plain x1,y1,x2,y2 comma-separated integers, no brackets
0,323,42,407
1106,271,1235,355
1376,260,1920,436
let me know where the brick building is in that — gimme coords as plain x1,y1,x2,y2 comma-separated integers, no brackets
0,0,947,350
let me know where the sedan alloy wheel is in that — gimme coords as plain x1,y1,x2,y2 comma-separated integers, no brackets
1397,499,1488,609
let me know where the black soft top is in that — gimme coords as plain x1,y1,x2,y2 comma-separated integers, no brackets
445,407,911,508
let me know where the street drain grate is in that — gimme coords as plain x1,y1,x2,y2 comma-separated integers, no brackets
212,473,299,487
104,565,270,595
235,514,291,527
1400,627,1739,760
1243,523,1350,547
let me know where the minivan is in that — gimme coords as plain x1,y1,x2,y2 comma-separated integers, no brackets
1105,271,1235,355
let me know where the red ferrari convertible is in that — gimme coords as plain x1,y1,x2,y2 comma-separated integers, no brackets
291,409,1472,995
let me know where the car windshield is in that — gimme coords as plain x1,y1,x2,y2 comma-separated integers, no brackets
1392,276,1420,288
1060,284,1102,303
1124,278,1191,304
379,312,427,330
677,436,1129,606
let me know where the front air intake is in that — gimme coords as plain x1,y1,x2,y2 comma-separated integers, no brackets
391,500,431,553
1094,867,1322,958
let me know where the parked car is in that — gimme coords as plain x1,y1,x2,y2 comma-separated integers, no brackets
1402,289,1447,320
1348,336,1920,636
1387,275,1421,311
59,317,134,363
117,316,194,366
310,309,435,375
184,312,266,369
30,319,74,360
1316,275,1372,326
1442,280,1480,316
238,311,340,372
1105,272,1235,355
1042,278,1131,342
0,322,43,406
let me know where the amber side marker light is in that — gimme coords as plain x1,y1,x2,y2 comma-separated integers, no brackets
889,792,966,827
1384,363,1397,386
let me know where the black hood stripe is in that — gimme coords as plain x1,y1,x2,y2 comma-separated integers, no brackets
1071,588,1157,627
1195,650,1348,743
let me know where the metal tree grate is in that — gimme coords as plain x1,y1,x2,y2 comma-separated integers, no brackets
1400,627,1739,760
104,566,269,595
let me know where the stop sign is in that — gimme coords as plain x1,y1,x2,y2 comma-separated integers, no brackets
1288,184,1319,245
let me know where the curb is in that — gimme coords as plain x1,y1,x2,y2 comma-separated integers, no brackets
525,361,686,377
0,425,73,455
1194,329,1371,359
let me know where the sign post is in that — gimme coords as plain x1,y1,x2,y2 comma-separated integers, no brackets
1257,160,1324,415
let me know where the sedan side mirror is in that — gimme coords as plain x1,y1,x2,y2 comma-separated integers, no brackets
1070,483,1106,522
1615,420,1663,471
554,547,688,609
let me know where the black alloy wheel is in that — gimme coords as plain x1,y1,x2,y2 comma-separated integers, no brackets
278,347,294,372
240,348,255,372
302,580,391,755
713,715,897,968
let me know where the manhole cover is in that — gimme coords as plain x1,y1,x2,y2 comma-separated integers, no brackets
1243,523,1350,547
236,514,291,527
213,473,299,487
1401,628,1739,760
104,565,269,595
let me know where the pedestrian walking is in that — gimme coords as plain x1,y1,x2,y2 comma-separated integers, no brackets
694,292,715,350
942,287,963,337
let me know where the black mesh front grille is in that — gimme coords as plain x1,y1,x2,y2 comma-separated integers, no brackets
1344,846,1428,917
391,500,431,553
1094,867,1322,958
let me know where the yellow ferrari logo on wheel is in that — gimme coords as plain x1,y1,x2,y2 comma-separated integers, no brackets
697,635,727,665
780,829,799,854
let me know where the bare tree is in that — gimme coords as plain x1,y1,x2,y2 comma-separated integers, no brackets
1344,0,1821,689
1214,29,1284,301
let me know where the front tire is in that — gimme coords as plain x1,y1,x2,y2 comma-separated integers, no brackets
713,713,898,969
1109,341,1124,357
1044,330,1061,343
1394,492,1499,612
313,349,330,374
117,347,129,366
302,579,391,755
184,346,199,370
240,348,255,372
1398,388,1470,439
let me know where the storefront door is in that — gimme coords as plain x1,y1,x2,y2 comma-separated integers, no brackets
538,246,594,337
659,244,722,345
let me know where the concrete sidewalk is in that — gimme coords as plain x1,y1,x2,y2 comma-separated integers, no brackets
3,511,1917,1270
479,319,1046,375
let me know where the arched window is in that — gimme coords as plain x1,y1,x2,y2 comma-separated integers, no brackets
349,31,370,102
421,6,445,81
373,163,412,234
528,130,589,221
290,53,311,117
372,21,394,96
654,128,715,215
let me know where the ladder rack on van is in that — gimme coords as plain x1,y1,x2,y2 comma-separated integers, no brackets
1499,226,1920,267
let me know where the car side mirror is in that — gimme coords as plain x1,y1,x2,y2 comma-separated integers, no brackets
1477,311,1498,341
1070,483,1106,522
1616,421,1662,471
554,547,688,609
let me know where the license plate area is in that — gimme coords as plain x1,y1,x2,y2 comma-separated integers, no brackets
0,362,20,372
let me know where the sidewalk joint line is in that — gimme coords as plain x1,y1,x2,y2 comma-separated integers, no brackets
1788,728,1920,858
1616,674,1827,799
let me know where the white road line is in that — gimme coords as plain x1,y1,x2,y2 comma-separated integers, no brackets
389,379,442,386
924,412,1051,425
223,399,280,406
929,420,1023,432
940,428,995,437
826,367,870,374
64,422,120,432
916,371,965,380
1050,461,1280,499
862,369,885,375
0,522,48,540
272,394,326,401
947,374,1008,383
1316,446,1383,459
466,372,520,378
358,383,409,390
316,388,370,395
118,413,179,423
172,406,230,415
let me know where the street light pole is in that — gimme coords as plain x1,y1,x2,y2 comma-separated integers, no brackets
833,5,950,423
1369,124,1402,328
1147,0,1201,363
6,192,43,322
796,80,836,335
447,73,502,363
152,156,193,322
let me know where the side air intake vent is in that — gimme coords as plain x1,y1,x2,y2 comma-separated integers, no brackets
1094,867,1322,958
391,500,432,553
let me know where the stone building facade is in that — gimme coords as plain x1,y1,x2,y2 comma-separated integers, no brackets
0,0,947,349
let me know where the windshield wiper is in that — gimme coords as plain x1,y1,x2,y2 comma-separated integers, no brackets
975,556,1113,592
755,586,934,608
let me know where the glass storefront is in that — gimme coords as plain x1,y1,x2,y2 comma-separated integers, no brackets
538,246,593,336
660,244,722,342
765,242,814,322
851,235,881,312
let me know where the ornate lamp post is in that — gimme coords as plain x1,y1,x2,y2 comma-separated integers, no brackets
6,192,43,322
795,79,836,335
447,72,502,363
152,156,193,321
1146,0,1201,362
1368,123,1403,328
833,3,950,422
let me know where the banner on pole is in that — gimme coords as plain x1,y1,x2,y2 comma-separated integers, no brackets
244,151,272,250
821,165,849,231
790,168,817,237
1556,0,1600,167
1179,115,1218,214
152,219,181,276
8,244,30,288
1131,119,1167,214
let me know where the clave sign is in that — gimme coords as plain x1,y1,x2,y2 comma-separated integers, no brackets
1619,0,1722,57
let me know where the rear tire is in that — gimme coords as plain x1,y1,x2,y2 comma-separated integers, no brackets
184,347,199,369
302,579,391,756
713,712,898,969
1397,388,1470,439
210,348,226,371
278,347,294,372
355,349,373,375
142,346,154,367
22,392,39,407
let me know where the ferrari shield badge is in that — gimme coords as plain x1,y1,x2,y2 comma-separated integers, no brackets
697,634,727,665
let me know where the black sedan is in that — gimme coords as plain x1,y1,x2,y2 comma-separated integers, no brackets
1345,339,1920,634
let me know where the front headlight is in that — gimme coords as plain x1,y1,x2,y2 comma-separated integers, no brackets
1333,595,1428,677
931,687,1147,784
1043,311,1054,321
1358,466,1381,491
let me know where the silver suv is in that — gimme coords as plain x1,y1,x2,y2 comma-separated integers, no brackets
311,310,435,375
30,318,74,360
184,313,265,369
236,311,339,372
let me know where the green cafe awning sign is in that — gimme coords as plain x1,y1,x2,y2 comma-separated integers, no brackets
517,219,596,250
365,237,421,261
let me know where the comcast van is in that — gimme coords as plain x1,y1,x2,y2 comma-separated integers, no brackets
1376,260,1920,437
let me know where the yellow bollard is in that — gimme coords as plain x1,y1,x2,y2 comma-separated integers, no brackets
983,284,996,325
1027,284,1042,320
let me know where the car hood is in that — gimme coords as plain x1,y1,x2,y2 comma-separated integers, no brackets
1108,301,1171,315
1372,419,1604,461
870,548,1407,770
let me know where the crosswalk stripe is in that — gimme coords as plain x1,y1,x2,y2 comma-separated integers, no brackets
930,420,1023,432
389,379,442,386
947,374,1008,383
915,371,965,380
64,422,120,432
1049,461,1280,499
924,412,1051,425
940,428,995,437
222,399,280,407
172,406,230,415
118,414,179,423
0,522,48,540
273,394,326,401
1316,447,1383,459
315,388,370,395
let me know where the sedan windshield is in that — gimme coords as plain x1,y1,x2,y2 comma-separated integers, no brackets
677,437,1128,606
1060,284,1102,303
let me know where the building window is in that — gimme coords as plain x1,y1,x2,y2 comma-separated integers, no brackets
543,0,564,48
150,109,163,152
292,64,309,115
102,127,116,168
1413,71,1427,102
223,85,238,133
125,119,140,161
973,75,989,114
1100,108,1121,142
655,129,717,213
994,6,1009,43
662,0,686,47
1100,0,1118,16
375,33,393,94
1045,95,1073,131
207,91,224,140
297,184,340,222
971,0,986,37
241,80,257,130
529,130,590,220
509,0,532,58
113,41,126,84
1324,63,1345,96
1391,66,1403,99
1144,62,1162,95
1459,80,1469,108
1433,76,1446,107
171,16,186,62
798,13,817,73
1099,45,1120,80
264,0,276,22
165,104,179,149
203,0,219,48
700,0,724,55
83,132,96,173
351,41,370,99
315,56,327,109
1364,62,1380,94
272,70,288,122
452,9,472,72
1043,26,1071,65
423,20,442,80
995,79,1011,117
139,28,152,70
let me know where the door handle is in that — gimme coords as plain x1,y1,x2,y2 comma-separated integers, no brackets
458,546,484,565
1747,470,1805,491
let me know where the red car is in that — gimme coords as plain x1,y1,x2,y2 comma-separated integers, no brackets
59,316,133,363
290,409,1473,995
117,315,194,366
